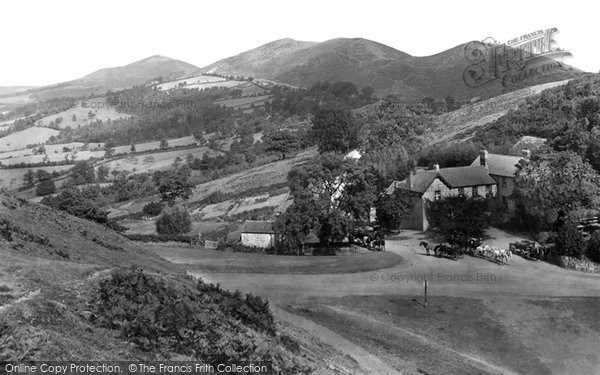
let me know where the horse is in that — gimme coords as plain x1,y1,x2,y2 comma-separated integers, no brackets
419,241,434,256
492,248,511,264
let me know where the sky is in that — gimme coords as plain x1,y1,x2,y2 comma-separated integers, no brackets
0,0,598,86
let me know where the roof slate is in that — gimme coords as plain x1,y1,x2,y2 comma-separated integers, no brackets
389,165,497,194
241,221,275,234
471,153,524,177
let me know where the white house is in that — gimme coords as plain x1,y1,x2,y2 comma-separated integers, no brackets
240,221,275,249
470,150,527,213
386,161,498,231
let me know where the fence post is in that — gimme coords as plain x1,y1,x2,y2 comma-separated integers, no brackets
424,280,428,308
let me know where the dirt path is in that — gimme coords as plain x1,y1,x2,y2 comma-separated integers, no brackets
324,306,519,375
186,227,600,374
272,306,403,375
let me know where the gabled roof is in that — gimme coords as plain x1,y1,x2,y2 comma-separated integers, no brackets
471,153,524,177
388,165,497,194
241,221,275,234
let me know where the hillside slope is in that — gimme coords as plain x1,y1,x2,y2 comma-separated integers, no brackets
0,194,180,272
204,37,583,101
424,79,573,145
23,56,199,102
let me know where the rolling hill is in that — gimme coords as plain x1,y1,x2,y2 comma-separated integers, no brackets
8,55,199,103
203,37,584,101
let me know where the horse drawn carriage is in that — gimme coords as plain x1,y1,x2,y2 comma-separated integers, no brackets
419,241,464,260
509,240,549,261
349,226,385,251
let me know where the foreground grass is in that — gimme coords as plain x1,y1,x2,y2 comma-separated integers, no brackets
289,295,600,375
148,244,404,274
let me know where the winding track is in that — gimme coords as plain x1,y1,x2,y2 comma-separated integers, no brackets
187,228,600,374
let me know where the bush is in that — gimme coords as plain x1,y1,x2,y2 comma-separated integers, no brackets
586,231,600,262
90,269,303,369
155,206,191,235
142,201,165,217
36,180,56,196
554,220,586,258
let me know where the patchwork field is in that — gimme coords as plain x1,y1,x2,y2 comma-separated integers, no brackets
189,147,317,204
1,150,105,166
214,95,271,109
35,98,129,129
0,164,73,190
155,74,226,90
0,127,59,151
97,145,222,174
192,191,290,219
112,136,198,154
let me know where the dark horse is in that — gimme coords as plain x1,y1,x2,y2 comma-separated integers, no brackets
419,241,435,256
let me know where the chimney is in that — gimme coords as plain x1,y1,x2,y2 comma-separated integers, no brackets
407,171,414,189
433,164,440,173
480,149,488,168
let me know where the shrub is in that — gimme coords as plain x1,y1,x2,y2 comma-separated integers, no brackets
554,219,586,258
91,269,298,368
142,201,165,217
586,231,600,262
36,180,56,196
155,206,191,235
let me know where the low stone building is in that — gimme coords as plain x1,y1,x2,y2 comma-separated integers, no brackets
240,221,275,249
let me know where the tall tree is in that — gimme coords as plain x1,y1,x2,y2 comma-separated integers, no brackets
311,104,360,154
515,151,600,228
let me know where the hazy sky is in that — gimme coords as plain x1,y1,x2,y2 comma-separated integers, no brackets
0,0,597,86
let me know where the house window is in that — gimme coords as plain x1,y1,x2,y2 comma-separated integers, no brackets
458,188,465,197
434,190,441,200
486,185,493,197
473,187,479,197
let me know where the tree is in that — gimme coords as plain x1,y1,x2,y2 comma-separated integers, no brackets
143,201,166,217
23,170,35,186
284,153,374,246
375,189,414,229
35,169,52,182
318,208,352,246
311,104,360,154
97,165,110,182
71,161,95,184
159,139,169,150
264,130,298,160
338,166,377,222
153,166,194,205
515,151,600,229
41,188,109,225
273,202,320,253
156,206,191,235
426,195,491,242
36,179,56,196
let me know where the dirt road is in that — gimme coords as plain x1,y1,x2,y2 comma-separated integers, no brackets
186,228,600,374
189,228,600,304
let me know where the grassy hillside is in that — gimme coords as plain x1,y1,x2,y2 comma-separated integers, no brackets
0,194,326,371
1,56,199,106
203,37,583,101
